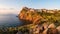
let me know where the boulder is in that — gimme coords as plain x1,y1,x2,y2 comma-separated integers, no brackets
56,26,60,34
42,29,48,34
48,23,56,28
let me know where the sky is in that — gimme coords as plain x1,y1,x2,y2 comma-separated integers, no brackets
0,0,60,14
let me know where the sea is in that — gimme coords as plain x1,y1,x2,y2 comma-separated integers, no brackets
0,14,22,28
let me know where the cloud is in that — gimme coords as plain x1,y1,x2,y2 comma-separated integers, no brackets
0,9,18,14
0,4,19,14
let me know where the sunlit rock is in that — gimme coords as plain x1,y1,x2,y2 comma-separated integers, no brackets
48,23,56,28
56,26,60,34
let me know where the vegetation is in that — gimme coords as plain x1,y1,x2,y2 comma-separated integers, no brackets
0,24,34,34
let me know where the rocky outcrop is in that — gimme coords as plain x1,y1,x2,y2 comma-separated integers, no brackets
18,7,60,34
18,7,60,25
18,7,43,24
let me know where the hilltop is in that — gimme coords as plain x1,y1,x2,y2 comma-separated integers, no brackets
18,7,60,26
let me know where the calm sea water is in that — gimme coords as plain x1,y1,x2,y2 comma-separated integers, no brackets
0,15,22,27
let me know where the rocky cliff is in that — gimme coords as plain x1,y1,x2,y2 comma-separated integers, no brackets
18,7,60,34
18,7,46,25
18,7,60,25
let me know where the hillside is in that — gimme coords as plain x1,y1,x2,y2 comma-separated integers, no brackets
17,7,60,34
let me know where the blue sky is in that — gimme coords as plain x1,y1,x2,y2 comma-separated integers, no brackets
0,0,60,14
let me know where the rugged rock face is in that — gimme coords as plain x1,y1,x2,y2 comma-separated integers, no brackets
18,7,42,24
18,7,60,34
18,7,50,25
18,7,60,25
